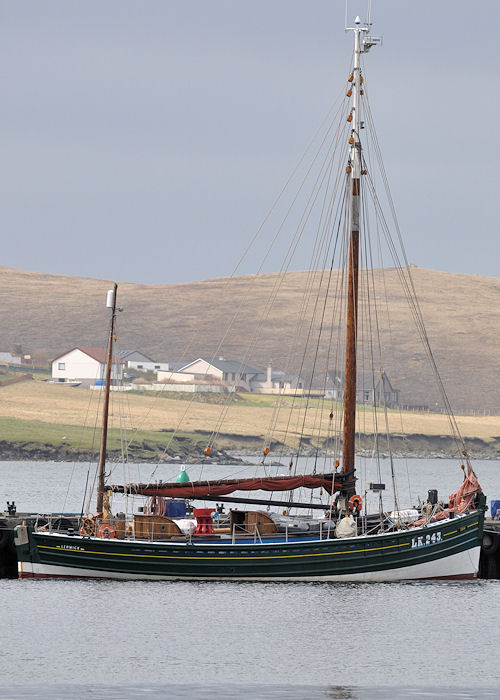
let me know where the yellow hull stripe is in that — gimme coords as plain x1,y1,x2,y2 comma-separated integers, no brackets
40,540,413,561
444,521,479,537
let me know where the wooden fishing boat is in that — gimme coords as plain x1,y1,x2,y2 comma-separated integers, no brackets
15,13,486,581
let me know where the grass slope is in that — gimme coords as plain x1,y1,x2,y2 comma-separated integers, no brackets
0,380,499,460
2,265,500,411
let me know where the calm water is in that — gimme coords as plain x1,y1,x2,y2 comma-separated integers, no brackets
0,459,499,697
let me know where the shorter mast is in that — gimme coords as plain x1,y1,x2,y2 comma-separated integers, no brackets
96,283,118,516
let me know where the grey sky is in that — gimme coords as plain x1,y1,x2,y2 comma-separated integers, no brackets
0,1,498,284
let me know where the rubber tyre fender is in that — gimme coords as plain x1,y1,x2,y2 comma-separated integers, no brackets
481,531,500,555
0,519,10,550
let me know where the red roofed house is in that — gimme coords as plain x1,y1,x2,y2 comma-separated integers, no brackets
51,347,124,386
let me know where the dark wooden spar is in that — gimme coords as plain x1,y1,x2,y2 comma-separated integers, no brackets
96,282,118,516
342,177,359,497
341,24,362,499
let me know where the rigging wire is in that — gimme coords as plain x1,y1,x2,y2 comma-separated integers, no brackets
146,88,352,479
361,77,467,457
104,46,469,521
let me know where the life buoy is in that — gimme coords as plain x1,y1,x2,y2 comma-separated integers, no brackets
79,517,95,537
98,524,115,539
348,494,363,512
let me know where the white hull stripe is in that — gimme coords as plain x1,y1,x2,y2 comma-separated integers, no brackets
19,546,480,582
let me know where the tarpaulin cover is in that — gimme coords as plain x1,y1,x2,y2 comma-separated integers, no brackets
110,473,342,499
410,464,482,527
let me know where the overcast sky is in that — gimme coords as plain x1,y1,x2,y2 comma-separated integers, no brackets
0,0,498,285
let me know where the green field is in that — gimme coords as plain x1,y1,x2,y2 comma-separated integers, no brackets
0,380,499,461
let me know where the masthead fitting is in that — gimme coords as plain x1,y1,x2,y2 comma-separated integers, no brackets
355,16,361,25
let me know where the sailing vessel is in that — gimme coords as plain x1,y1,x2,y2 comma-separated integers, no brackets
15,15,485,581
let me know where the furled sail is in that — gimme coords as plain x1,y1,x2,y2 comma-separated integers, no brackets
109,473,343,499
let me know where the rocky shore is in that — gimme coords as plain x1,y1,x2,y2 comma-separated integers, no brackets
0,438,242,464
0,432,499,463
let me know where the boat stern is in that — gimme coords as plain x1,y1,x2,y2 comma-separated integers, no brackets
14,524,39,578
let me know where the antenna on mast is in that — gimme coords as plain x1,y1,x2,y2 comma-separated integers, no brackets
367,0,372,26
345,1,377,34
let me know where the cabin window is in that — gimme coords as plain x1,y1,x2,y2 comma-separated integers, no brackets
137,364,143,369
58,362,65,370
154,365,160,369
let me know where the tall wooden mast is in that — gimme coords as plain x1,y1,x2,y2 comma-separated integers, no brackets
342,17,380,497
96,282,118,516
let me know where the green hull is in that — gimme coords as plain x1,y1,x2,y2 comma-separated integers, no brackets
15,510,484,582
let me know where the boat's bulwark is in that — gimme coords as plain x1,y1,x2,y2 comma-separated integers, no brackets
15,511,483,582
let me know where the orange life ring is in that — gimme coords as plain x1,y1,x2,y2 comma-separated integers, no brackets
98,524,115,539
349,494,363,512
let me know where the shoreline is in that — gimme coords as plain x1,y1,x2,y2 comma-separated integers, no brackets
0,433,499,463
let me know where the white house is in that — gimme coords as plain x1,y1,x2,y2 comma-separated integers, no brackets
116,349,170,373
173,357,261,392
159,358,303,394
325,369,399,407
251,365,304,394
52,347,124,385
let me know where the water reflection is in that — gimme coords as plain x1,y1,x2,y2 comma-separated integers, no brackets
0,685,498,700
324,686,357,699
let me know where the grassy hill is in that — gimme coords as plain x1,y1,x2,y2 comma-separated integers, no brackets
2,265,500,412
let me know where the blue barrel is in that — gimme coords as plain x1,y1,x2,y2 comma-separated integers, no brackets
491,500,500,518
165,500,186,518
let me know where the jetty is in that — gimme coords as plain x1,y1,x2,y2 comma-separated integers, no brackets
0,506,79,578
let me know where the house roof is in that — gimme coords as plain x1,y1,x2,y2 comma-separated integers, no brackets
179,357,261,376
327,369,397,392
116,349,155,362
52,347,123,365
164,361,188,372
